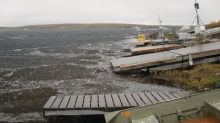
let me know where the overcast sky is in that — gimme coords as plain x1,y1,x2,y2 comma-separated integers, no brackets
0,0,220,27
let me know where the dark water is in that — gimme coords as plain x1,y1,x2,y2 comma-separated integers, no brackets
0,29,181,95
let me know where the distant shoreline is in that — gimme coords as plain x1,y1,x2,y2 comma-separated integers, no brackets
0,23,181,29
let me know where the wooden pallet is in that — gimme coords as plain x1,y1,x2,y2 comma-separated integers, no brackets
43,91,190,116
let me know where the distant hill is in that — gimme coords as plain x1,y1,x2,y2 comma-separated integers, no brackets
0,27,8,29
0,23,181,30
205,23,220,30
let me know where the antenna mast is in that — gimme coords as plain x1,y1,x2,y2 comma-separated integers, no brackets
195,0,200,26
183,0,206,42
158,14,164,38
157,0,164,39
158,15,162,26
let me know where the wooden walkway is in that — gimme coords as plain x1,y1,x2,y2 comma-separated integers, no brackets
43,91,191,116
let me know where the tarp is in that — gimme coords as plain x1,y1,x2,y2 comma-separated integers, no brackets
179,25,190,31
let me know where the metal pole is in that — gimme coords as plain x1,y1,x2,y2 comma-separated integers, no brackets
195,0,200,26
159,15,161,27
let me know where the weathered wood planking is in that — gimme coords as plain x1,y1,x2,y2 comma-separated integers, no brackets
59,96,70,109
157,92,170,101
98,94,106,108
176,91,186,97
145,93,158,104
67,95,77,108
91,95,98,108
132,93,145,106
43,96,57,109
125,93,138,107
75,95,84,108
105,94,114,108
170,92,182,98
43,91,194,116
112,94,122,107
51,96,63,109
118,93,130,107
83,95,91,108
181,91,190,96
138,93,152,105
163,92,176,100
151,92,165,102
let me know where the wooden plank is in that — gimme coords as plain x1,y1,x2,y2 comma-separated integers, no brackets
59,96,70,109
182,91,190,96
105,94,114,108
157,92,171,101
180,91,188,96
91,95,98,108
111,51,179,73
67,95,77,108
170,92,182,98
163,92,176,100
125,93,138,107
131,44,182,55
75,95,84,108
132,93,145,106
118,93,130,107
83,95,91,108
138,93,152,105
151,92,165,102
149,63,184,73
176,91,186,97
145,93,158,104
112,94,122,108
51,96,63,109
98,94,106,108
43,96,57,109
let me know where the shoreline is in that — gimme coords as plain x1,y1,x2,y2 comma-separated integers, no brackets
153,63,220,91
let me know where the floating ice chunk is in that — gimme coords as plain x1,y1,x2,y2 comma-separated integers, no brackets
27,51,47,57
26,50,77,58
4,72,13,77
13,49,22,52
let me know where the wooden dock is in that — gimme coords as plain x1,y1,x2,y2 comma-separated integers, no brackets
135,38,193,46
149,55,220,73
111,42,220,73
130,44,182,55
43,91,191,116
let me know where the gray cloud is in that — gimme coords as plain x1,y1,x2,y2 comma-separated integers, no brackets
0,0,219,27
